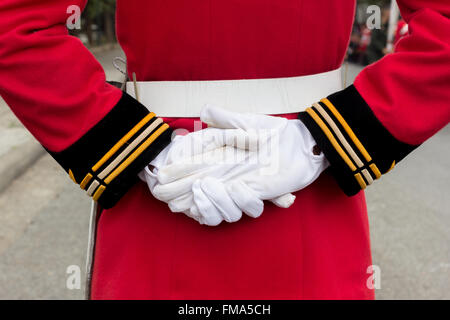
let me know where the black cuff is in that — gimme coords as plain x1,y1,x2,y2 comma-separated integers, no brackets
299,85,418,196
48,92,173,208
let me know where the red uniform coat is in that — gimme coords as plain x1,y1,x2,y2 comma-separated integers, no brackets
0,0,449,299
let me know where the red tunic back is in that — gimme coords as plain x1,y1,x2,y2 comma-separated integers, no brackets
116,0,355,81
1,0,449,299
91,0,373,300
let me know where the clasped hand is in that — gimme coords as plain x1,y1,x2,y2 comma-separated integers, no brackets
139,106,329,226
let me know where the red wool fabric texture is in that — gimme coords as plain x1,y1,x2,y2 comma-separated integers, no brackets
1,0,449,299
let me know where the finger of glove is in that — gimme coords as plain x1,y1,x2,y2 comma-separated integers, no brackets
166,128,256,166
158,147,248,184
192,180,224,226
152,170,210,202
182,207,203,224
226,180,264,218
200,105,287,130
141,166,159,191
270,193,296,208
168,193,194,213
199,177,243,223
152,166,222,202
158,161,220,185
200,128,257,151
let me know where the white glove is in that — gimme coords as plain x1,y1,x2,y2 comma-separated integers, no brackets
149,106,329,226
197,106,330,202
139,127,262,225
140,123,293,226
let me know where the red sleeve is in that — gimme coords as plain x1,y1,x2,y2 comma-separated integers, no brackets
0,0,172,208
355,0,450,145
299,0,450,196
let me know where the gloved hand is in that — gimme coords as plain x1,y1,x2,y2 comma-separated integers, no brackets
197,106,330,203
139,127,260,225
148,106,329,226
140,123,294,226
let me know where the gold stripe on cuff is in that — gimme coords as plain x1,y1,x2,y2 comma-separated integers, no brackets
92,185,106,201
92,112,156,172
386,161,396,173
306,107,357,172
104,124,170,185
321,98,373,163
314,103,375,186
354,173,367,189
68,169,77,184
80,173,93,190
313,103,365,168
370,163,382,179
98,118,164,180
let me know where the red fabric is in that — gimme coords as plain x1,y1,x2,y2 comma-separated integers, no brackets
94,0,374,300
355,0,450,145
0,0,122,152
2,0,448,299
92,115,373,300
117,0,353,82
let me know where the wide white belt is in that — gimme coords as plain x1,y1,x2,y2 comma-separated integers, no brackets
126,67,343,117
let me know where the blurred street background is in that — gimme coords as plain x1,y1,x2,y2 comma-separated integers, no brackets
0,0,449,299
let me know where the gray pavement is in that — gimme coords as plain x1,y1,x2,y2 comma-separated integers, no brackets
0,50,448,299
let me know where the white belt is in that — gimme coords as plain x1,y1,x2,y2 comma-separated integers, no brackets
126,67,343,117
